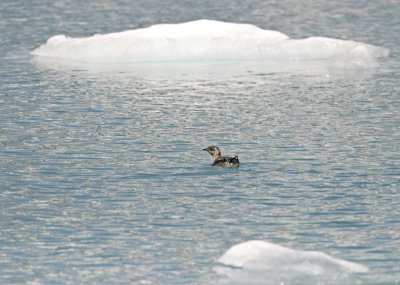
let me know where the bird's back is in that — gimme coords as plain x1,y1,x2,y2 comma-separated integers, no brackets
213,156,240,168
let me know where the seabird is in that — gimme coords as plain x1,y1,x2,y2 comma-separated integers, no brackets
203,146,240,168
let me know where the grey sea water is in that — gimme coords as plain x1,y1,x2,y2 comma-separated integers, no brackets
1,0,399,284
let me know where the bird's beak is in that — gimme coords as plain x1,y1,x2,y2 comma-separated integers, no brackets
203,148,207,151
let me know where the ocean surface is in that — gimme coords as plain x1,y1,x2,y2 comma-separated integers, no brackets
1,0,399,284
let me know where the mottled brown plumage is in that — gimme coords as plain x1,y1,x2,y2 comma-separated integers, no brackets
203,146,239,168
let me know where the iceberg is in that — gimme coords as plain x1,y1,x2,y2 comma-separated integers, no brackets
31,20,388,69
215,240,368,285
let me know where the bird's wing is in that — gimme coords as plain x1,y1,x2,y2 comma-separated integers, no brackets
212,157,231,166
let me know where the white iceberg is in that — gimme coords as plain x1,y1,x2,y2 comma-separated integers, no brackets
215,240,368,285
31,20,388,69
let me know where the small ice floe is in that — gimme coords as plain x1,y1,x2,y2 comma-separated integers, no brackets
215,240,368,285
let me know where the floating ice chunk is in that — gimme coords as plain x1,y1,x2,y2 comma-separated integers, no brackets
31,20,389,69
215,240,368,285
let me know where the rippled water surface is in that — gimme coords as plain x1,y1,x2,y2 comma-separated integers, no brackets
1,1,400,284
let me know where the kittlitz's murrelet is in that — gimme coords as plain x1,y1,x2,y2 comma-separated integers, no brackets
203,146,239,168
